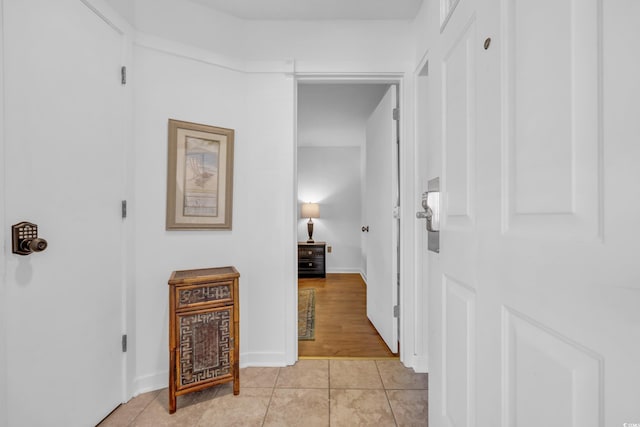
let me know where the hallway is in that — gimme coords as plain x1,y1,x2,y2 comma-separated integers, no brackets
99,359,428,426
299,273,397,358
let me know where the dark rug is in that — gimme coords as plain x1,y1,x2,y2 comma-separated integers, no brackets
298,288,316,341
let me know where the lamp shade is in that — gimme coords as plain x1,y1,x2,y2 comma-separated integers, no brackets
301,202,320,219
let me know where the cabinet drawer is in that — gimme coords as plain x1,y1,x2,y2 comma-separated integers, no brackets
298,260,324,270
175,281,233,310
298,247,324,258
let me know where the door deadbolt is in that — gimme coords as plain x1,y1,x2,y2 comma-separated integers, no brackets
12,221,48,255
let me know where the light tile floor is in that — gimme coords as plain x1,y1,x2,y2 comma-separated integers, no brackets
99,359,428,427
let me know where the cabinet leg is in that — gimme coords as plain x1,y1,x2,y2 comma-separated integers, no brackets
233,371,240,395
169,387,176,414
169,349,177,413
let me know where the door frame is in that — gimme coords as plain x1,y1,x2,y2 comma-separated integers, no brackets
292,73,421,369
412,49,432,374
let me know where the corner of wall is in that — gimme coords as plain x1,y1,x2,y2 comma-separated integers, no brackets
133,371,167,397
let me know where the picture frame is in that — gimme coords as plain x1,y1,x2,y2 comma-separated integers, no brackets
166,119,234,230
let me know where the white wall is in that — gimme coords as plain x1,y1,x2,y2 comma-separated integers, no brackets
104,0,134,25
246,20,414,72
129,0,424,391
298,147,362,272
132,43,296,391
134,0,246,59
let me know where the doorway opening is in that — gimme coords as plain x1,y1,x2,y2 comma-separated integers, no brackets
295,79,402,358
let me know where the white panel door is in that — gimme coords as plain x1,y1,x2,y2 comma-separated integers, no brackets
4,0,126,425
365,85,398,353
424,0,640,426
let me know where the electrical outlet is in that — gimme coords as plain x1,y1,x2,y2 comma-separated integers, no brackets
327,246,332,253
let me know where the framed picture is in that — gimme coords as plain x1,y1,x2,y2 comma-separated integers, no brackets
166,119,234,230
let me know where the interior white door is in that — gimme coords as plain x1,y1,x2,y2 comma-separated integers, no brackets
424,0,640,426
4,1,125,425
365,85,398,353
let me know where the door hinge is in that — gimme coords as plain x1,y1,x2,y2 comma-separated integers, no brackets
392,108,399,121
122,334,127,352
121,200,127,219
393,206,400,219
393,305,400,318
121,66,127,85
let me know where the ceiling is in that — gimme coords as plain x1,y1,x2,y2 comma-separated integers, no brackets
189,0,423,20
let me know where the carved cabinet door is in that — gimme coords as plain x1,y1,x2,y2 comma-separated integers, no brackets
175,306,234,391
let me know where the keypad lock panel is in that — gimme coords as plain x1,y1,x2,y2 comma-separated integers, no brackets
12,221,48,255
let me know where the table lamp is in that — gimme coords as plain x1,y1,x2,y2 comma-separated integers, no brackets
301,202,320,243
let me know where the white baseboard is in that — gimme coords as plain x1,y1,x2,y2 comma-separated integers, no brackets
132,351,293,397
325,268,360,274
324,268,367,282
403,355,428,373
133,371,167,396
239,352,291,368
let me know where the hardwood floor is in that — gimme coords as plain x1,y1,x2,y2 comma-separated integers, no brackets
298,273,397,358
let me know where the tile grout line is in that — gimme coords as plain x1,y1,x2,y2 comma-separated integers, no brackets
384,388,399,427
128,390,161,426
375,360,399,427
325,387,390,390
328,359,332,426
261,367,281,426
193,385,224,425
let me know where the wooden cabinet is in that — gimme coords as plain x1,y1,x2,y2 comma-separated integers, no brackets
298,242,326,278
168,266,240,414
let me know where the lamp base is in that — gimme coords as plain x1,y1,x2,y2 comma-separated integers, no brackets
307,219,314,243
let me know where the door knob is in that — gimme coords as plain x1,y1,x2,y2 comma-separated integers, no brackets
418,177,440,253
12,221,48,255
416,208,433,220
416,190,440,232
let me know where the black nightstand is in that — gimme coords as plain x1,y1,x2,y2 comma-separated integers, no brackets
297,242,326,278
